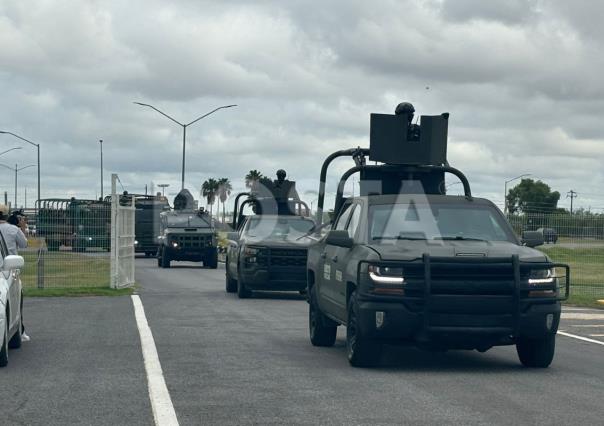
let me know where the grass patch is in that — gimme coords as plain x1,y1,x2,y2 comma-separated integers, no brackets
23,286,135,297
564,294,604,309
539,245,604,307
20,250,109,288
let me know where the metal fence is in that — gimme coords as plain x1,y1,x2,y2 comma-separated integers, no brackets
19,174,134,290
508,213,604,300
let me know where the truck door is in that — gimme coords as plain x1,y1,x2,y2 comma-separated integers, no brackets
329,203,361,320
319,203,353,318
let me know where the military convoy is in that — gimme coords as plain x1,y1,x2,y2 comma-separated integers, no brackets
225,170,314,298
156,189,218,269
306,103,570,367
36,198,111,252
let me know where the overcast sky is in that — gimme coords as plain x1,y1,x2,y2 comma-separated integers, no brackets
1,0,603,212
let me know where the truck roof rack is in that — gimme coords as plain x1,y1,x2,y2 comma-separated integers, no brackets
315,104,473,225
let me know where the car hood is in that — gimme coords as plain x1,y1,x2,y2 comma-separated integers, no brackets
370,240,548,263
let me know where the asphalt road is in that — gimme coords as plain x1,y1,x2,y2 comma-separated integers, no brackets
135,259,604,425
2,259,603,425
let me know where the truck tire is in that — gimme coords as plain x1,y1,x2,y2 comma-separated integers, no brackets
205,250,218,269
225,268,237,293
516,334,555,368
161,249,171,268
346,291,382,367
157,250,161,267
309,287,337,347
237,275,252,299
0,310,8,367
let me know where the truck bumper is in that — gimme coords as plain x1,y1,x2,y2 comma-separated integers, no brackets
165,247,216,262
240,266,306,292
356,297,561,349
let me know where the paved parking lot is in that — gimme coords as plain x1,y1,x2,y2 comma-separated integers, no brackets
1,258,603,425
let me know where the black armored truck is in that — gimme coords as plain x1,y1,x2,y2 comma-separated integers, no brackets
157,189,218,269
225,170,314,298
307,103,570,368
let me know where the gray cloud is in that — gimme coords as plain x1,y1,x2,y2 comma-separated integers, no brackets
0,0,603,212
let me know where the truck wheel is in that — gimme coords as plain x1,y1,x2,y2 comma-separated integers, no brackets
516,334,556,368
237,276,252,299
0,310,8,367
347,291,382,367
205,251,218,269
309,287,337,347
225,269,237,293
161,250,171,268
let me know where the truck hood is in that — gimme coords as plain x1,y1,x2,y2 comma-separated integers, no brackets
244,236,312,249
371,240,548,263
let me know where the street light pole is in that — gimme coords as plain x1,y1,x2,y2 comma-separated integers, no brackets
134,102,237,190
100,139,104,200
0,163,36,208
504,173,531,214
0,131,41,211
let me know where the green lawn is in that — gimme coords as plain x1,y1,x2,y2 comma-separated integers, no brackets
539,245,604,306
24,286,134,297
20,250,110,289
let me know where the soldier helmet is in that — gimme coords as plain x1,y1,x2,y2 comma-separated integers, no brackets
395,102,415,116
276,169,287,181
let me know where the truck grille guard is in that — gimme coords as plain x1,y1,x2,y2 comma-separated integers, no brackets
357,254,570,336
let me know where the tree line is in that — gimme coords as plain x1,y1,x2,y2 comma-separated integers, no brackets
200,169,265,222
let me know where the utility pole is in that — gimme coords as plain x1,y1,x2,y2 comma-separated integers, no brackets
100,139,104,200
567,190,578,214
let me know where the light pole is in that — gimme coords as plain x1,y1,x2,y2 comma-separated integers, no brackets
0,147,22,157
99,139,104,199
158,184,170,197
504,174,531,214
0,131,41,211
0,163,36,208
134,102,237,190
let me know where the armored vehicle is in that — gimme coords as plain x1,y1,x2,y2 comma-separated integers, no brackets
36,198,111,252
157,189,218,268
132,194,170,256
307,103,570,368
225,171,314,298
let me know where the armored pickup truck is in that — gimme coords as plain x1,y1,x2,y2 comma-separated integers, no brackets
225,170,313,298
307,103,569,368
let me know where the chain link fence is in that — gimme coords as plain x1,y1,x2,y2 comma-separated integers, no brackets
19,174,134,290
508,213,604,301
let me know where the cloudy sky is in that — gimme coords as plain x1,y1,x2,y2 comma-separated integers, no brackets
1,0,603,212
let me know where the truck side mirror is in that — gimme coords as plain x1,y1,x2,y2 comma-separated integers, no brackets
325,230,354,248
521,231,544,248
226,232,239,242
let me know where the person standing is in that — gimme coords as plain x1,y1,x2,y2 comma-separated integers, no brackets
0,204,29,341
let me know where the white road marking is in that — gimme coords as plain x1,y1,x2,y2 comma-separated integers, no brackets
132,295,179,426
568,325,604,328
561,313,604,320
557,331,604,346
588,334,604,337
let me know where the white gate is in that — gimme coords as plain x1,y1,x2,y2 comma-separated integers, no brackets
110,174,135,288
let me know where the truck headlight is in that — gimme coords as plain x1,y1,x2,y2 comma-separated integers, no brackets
528,268,556,285
244,246,259,256
134,240,139,245
171,241,179,248
368,265,405,285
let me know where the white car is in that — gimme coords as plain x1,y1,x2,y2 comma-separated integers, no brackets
0,233,25,367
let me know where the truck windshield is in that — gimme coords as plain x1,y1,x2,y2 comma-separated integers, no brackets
245,216,314,240
166,213,211,228
370,203,515,242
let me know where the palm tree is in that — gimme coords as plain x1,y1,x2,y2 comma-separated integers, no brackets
201,178,219,217
245,170,263,190
217,178,233,223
